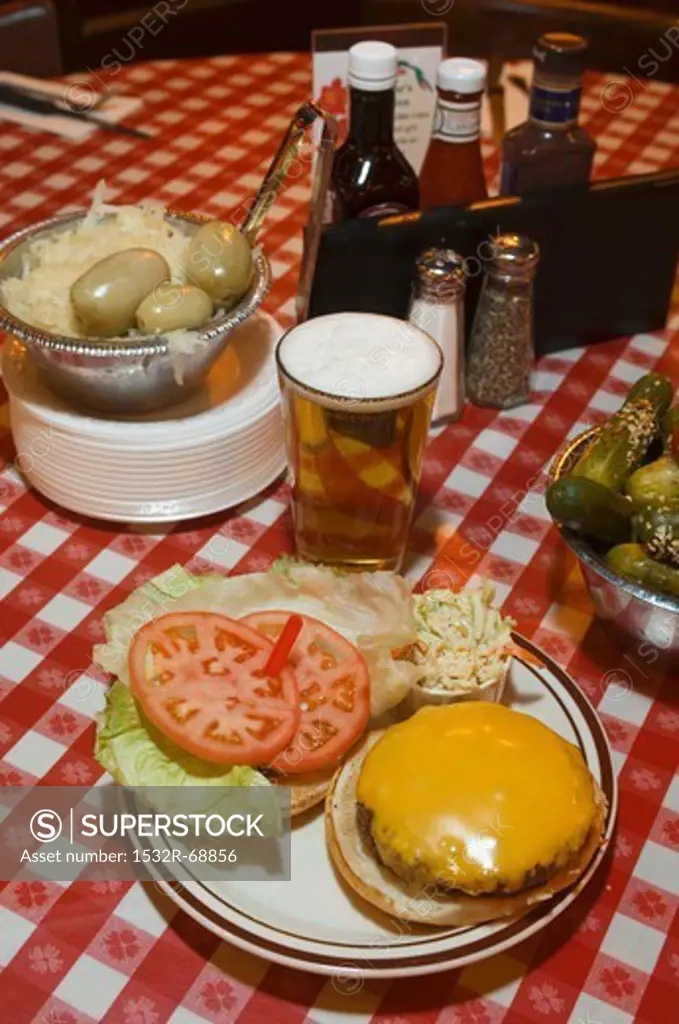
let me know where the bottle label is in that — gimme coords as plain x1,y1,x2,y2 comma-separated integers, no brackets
357,202,410,219
530,84,582,126
432,98,481,144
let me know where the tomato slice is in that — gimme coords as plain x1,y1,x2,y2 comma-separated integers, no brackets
242,612,370,775
129,612,301,766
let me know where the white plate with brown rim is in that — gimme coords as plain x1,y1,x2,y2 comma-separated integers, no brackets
153,635,617,978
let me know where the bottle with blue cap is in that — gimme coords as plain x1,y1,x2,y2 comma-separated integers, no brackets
500,33,596,196
330,40,419,221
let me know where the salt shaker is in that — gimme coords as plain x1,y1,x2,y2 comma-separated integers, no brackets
466,234,540,409
408,248,466,424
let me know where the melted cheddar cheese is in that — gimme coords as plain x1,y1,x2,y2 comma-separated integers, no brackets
357,703,597,894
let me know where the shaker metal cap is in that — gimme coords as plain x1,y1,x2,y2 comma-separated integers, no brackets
415,248,466,298
489,234,540,277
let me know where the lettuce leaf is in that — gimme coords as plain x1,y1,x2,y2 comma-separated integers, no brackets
94,564,202,681
96,681,268,788
93,562,418,719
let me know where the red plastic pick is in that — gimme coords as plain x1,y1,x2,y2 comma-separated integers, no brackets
263,613,304,676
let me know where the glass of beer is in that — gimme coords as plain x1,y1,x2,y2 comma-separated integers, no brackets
276,312,442,571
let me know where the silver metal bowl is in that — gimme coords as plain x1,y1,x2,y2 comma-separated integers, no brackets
551,428,679,656
0,210,271,415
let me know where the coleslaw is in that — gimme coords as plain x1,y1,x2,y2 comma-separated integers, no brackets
411,582,515,693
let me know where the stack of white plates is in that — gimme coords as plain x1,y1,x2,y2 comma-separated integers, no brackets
1,311,287,522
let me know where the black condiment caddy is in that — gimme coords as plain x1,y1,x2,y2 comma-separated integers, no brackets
303,168,679,356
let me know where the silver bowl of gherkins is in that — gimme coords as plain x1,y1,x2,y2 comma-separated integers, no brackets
548,372,679,656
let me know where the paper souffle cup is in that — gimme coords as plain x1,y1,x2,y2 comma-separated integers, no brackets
406,656,512,712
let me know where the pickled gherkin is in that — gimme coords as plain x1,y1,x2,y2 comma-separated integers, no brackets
136,284,213,334
663,406,679,460
605,543,679,599
571,372,673,491
633,506,679,567
626,454,679,508
662,405,679,443
71,248,170,337
547,477,633,544
625,372,674,411
187,221,252,305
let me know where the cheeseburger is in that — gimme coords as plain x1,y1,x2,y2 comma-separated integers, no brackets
326,703,606,926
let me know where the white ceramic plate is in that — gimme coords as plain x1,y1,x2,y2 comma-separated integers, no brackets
154,636,617,978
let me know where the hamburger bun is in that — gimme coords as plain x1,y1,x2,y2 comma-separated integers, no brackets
283,767,336,817
325,711,607,928
276,733,375,818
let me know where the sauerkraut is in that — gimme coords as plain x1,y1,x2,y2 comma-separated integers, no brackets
1,181,193,338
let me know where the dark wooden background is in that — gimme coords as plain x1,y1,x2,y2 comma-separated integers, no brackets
3,0,679,81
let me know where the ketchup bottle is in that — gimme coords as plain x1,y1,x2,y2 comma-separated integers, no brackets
420,58,488,210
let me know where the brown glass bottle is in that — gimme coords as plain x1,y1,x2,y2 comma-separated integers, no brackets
420,58,488,209
331,41,419,221
500,33,596,197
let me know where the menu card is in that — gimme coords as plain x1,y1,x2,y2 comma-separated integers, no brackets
312,22,447,174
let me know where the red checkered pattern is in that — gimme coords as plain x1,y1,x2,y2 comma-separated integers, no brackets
1,53,678,1024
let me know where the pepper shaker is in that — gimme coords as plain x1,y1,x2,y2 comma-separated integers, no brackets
466,234,540,409
408,248,466,425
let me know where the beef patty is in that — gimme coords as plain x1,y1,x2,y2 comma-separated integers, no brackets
356,802,561,897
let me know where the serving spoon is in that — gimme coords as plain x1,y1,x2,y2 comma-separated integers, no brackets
240,101,338,321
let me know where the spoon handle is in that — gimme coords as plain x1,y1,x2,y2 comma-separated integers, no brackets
240,102,338,318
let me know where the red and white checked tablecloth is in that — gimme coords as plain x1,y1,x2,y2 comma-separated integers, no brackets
0,52,678,1024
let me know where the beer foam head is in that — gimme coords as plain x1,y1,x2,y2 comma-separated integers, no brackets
277,313,442,406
